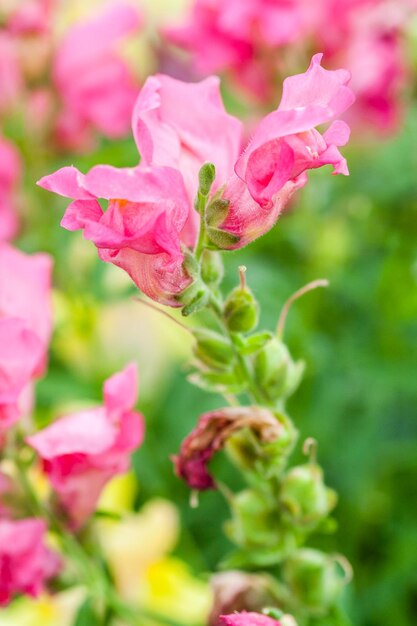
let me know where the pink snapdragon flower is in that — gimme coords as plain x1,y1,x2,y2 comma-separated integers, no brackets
53,2,142,151
28,364,144,527
0,136,21,241
219,54,354,247
37,164,192,306
220,612,281,626
0,518,60,606
0,243,52,372
132,74,243,242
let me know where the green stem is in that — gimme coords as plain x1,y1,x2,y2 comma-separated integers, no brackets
195,192,208,261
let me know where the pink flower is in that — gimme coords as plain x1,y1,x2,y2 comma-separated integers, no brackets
28,364,144,527
0,243,52,371
0,318,43,431
319,0,408,132
53,2,142,150
132,73,243,243
218,54,354,247
37,164,192,306
165,0,307,100
0,518,60,606
0,136,21,241
220,612,281,626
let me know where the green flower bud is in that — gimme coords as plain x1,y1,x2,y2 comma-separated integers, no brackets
225,490,298,565
283,549,349,613
201,249,224,286
253,337,304,401
198,162,216,198
280,464,337,528
224,286,259,333
193,329,235,370
227,412,297,478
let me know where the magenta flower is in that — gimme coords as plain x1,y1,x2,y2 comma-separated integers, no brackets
220,612,281,626
0,243,52,373
0,518,60,606
37,164,192,306
53,2,142,150
28,364,144,527
0,137,21,242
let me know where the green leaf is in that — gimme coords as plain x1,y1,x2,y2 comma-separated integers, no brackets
188,370,247,394
240,331,274,355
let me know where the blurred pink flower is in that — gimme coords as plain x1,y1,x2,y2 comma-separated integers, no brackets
219,54,354,247
132,74,243,242
0,136,21,241
37,164,192,306
165,0,308,100
28,364,144,527
0,318,43,431
0,517,60,606
0,243,52,373
7,0,54,35
319,0,407,132
220,612,281,626
53,2,142,151
0,34,22,114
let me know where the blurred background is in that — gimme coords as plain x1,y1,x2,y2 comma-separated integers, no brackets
1,1,416,625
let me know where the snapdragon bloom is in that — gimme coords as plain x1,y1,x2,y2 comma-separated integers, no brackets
220,53,354,247
132,74,243,242
53,2,142,151
28,364,144,527
39,56,353,302
38,164,192,306
0,518,60,606
0,136,21,241
220,612,281,626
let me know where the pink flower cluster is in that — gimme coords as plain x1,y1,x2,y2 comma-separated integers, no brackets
39,55,354,305
166,0,413,131
0,1,142,152
28,364,144,528
0,243,52,430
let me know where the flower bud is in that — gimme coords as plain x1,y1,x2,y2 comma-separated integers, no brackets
201,249,224,286
283,549,349,613
227,412,297,478
193,329,235,370
224,286,259,334
280,464,337,528
253,338,304,401
225,489,298,565
198,162,216,198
